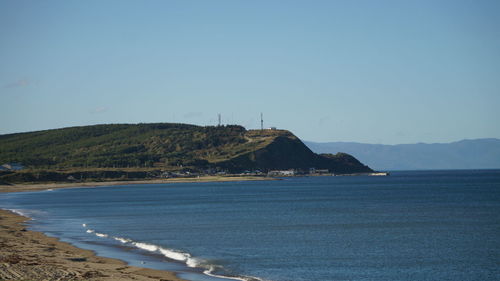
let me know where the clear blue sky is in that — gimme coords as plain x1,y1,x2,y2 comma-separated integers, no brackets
1,0,499,144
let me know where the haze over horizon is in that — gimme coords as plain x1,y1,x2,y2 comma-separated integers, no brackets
1,0,499,145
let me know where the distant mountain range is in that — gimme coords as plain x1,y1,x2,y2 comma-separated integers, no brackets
304,138,500,171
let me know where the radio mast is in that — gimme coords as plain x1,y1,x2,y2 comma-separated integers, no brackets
260,113,263,130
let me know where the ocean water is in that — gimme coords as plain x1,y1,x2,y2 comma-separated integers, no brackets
1,170,500,281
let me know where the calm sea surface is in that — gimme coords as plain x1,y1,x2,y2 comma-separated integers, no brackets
1,170,500,281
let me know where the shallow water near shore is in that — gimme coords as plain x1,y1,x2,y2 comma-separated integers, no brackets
1,170,500,281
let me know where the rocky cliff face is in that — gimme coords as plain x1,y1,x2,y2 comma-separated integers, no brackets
218,132,373,174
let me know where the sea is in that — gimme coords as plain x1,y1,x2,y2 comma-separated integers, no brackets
1,170,499,281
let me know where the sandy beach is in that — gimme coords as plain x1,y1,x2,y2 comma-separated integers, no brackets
0,175,274,193
0,209,187,281
0,176,274,280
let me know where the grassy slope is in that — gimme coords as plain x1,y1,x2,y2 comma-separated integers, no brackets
0,123,372,174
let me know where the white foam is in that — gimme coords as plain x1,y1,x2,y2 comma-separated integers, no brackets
158,247,190,262
113,237,132,243
132,242,158,252
204,271,245,281
185,257,200,267
8,209,27,217
78,227,263,281
203,267,258,281
95,232,108,238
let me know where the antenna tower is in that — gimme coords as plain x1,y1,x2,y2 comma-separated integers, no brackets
260,113,263,130
218,113,221,126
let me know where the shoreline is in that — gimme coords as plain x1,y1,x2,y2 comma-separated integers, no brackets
0,209,187,281
0,177,274,281
0,175,276,193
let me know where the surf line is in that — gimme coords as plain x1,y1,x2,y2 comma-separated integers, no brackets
82,224,264,281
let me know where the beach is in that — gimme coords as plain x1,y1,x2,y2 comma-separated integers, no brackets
1,171,499,281
0,175,274,193
0,176,275,281
0,176,267,281
0,209,186,281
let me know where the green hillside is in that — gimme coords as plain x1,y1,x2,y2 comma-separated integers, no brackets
0,123,372,174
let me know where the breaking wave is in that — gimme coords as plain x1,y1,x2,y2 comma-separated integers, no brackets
113,236,132,244
7,209,28,217
4,208,52,222
82,224,263,281
85,228,108,238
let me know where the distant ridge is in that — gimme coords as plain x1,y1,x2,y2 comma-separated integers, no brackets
0,123,372,174
305,138,500,171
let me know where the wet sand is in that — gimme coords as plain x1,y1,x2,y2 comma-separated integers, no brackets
0,176,276,280
0,176,274,280
0,209,187,281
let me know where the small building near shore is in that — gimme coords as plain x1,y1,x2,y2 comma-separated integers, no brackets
309,168,329,175
315,169,330,175
268,169,295,176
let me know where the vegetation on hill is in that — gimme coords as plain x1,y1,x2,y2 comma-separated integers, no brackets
0,123,372,175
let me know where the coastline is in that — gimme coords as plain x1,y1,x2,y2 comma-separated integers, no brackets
0,177,275,281
0,209,187,281
0,175,276,193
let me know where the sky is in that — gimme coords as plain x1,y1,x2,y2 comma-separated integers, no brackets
1,0,499,144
